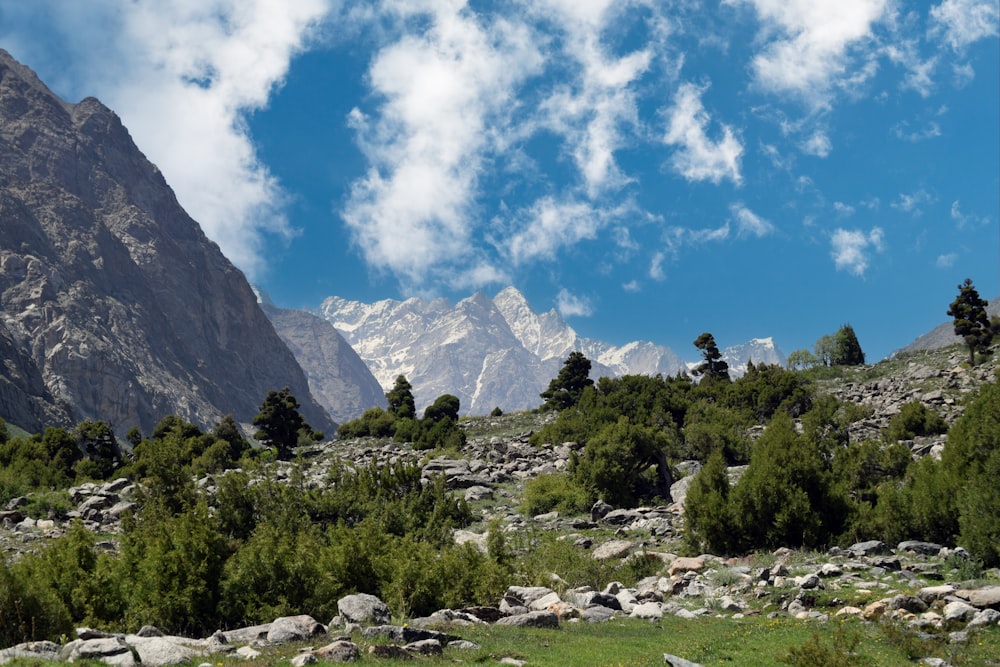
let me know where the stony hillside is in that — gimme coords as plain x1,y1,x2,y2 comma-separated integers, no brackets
3,344,999,666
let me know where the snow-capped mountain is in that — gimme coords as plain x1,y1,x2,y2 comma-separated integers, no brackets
722,337,787,376
316,287,784,416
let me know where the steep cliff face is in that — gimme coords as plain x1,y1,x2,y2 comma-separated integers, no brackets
0,50,333,435
259,299,386,424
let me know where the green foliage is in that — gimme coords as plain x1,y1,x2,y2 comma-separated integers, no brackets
781,626,863,666
386,375,417,420
539,351,594,412
0,559,72,646
693,332,730,383
490,406,504,417
727,361,814,420
815,325,866,366
786,348,818,370
948,278,993,366
73,420,121,480
337,406,395,438
682,402,752,464
253,386,320,460
520,472,594,516
731,412,848,551
684,448,737,554
570,416,674,507
884,401,947,442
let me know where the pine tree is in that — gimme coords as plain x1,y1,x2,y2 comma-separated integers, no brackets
539,351,594,412
386,375,416,420
947,278,992,366
252,387,319,460
693,333,730,383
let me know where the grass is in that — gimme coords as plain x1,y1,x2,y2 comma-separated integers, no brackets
63,617,990,667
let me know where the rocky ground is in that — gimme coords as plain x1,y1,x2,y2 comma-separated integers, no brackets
2,345,999,666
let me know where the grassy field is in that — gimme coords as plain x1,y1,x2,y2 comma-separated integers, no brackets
177,616,1000,667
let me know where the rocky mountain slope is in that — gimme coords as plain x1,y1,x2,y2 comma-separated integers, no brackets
317,286,784,415
255,290,386,424
0,50,333,436
898,297,1000,354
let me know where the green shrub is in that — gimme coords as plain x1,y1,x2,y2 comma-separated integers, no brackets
0,560,72,645
684,448,737,554
571,417,674,507
521,472,593,516
884,401,947,442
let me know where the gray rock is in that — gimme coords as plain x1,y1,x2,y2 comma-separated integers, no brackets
898,540,943,555
592,539,637,560
942,601,977,626
958,586,1000,609
266,615,326,643
290,653,317,667
314,640,360,663
663,655,705,667
403,639,442,655
338,593,391,625
494,611,559,628
848,540,889,556
126,637,200,666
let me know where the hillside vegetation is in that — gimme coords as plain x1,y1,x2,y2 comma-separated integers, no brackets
1,342,999,665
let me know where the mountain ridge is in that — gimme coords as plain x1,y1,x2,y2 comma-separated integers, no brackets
317,287,785,415
0,49,334,435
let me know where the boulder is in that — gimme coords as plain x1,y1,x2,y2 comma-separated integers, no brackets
311,640,360,661
591,540,637,561
127,637,200,667
267,615,326,643
494,611,559,628
338,593,391,625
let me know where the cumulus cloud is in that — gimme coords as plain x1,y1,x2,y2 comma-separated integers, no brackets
663,82,743,185
342,2,543,289
892,121,942,142
800,130,832,157
730,0,889,106
556,288,594,317
730,203,775,238
532,1,662,198
0,0,332,279
830,227,885,275
503,197,606,266
930,0,1000,51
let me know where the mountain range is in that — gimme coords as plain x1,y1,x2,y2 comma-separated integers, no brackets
316,287,785,415
0,49,338,436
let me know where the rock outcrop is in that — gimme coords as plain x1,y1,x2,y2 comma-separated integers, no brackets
0,49,333,435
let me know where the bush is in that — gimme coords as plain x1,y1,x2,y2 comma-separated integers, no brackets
521,472,593,516
571,417,674,507
684,448,737,554
884,401,947,442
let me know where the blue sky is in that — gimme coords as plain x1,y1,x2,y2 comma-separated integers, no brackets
1,1,997,362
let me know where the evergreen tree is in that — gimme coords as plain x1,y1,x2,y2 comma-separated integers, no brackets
692,333,729,383
252,387,319,460
832,324,865,365
947,278,992,366
539,351,594,412
386,375,417,420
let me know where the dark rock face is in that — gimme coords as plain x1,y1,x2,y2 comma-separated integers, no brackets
0,49,333,435
261,302,386,424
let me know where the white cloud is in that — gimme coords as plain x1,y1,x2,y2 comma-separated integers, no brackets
936,252,958,268
830,226,885,275
800,130,832,157
342,2,543,289
0,0,332,279
833,202,856,217
555,288,593,317
891,189,934,215
649,251,666,281
622,279,641,292
930,0,1000,51
884,41,938,97
950,200,990,229
533,1,659,198
892,121,942,142
729,0,889,106
663,82,743,185
730,203,775,238
503,197,605,265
